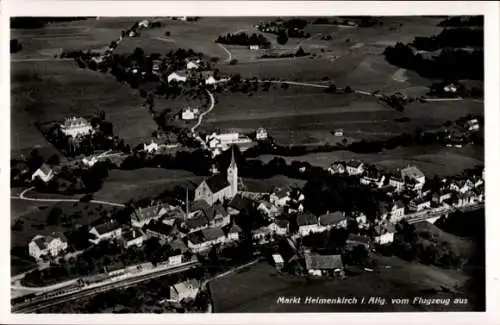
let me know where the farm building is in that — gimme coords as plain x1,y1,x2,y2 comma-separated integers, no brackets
28,232,68,260
89,222,123,245
121,229,146,248
304,252,344,277
169,279,200,302
131,202,168,228
345,160,364,176
401,165,426,186
187,227,226,253
31,164,54,183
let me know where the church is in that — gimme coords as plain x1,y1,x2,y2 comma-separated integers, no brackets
195,148,238,206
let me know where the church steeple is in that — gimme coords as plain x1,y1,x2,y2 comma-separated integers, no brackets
227,146,238,198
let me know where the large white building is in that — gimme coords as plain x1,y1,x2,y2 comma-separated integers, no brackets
31,164,54,183
60,117,93,138
181,107,199,120
169,279,200,302
195,149,238,206
167,71,188,83
29,233,68,261
401,165,426,185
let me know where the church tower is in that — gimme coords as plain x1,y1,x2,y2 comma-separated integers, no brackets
227,146,238,197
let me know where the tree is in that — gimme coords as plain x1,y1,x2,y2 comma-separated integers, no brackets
47,154,61,166
277,30,288,45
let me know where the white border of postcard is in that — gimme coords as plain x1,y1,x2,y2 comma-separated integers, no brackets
1,1,499,325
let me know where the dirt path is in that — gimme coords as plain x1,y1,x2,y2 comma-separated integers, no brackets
191,90,215,133
217,43,232,63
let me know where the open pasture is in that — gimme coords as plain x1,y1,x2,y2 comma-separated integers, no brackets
258,144,483,177
11,59,158,147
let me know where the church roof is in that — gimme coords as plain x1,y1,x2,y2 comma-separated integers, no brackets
204,173,230,193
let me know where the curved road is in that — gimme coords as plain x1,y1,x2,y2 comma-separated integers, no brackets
217,43,232,63
191,89,215,133
11,187,125,208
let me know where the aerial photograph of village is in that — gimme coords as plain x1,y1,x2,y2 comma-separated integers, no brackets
10,15,485,313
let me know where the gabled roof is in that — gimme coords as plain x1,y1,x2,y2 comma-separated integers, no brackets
346,233,371,245
38,164,53,175
172,279,200,294
273,219,290,229
185,214,209,230
297,213,318,227
304,253,343,270
122,229,144,242
146,222,175,237
346,160,363,168
201,227,225,241
93,222,122,236
203,173,230,194
32,232,68,250
392,200,405,209
228,223,242,234
170,70,188,78
132,204,165,222
401,165,425,180
318,211,345,226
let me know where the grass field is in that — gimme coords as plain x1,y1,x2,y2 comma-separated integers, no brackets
11,59,158,153
10,201,116,249
257,144,483,177
210,255,478,312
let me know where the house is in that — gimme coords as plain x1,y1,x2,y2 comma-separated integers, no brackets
31,164,54,183
187,227,226,253
131,202,167,228
333,129,344,137
452,192,474,208
401,165,426,185
373,224,396,245
228,194,255,216
450,179,472,194
252,227,272,243
345,234,371,250
186,61,200,70
146,222,177,243
389,176,405,192
432,191,452,204
209,203,231,228
195,149,238,206
318,211,347,230
268,219,290,236
355,213,368,226
255,127,268,140
82,156,99,167
409,197,431,212
388,200,405,223
443,83,457,93
143,140,159,153
345,160,364,176
249,45,260,50
121,229,146,248
181,107,199,120
167,71,188,83
28,233,68,260
89,222,122,244
168,253,183,267
304,252,344,277
272,254,285,270
184,213,210,233
226,224,242,241
328,162,346,175
169,279,200,302
60,116,93,138
296,213,321,237
377,203,388,220
360,168,386,188
138,20,150,28
257,200,277,218
270,187,291,208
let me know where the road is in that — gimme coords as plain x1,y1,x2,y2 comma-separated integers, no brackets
11,187,125,208
13,262,200,313
406,202,484,224
217,43,232,63
191,89,215,133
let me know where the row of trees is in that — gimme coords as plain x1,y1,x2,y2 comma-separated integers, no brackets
411,28,483,52
260,47,309,59
215,32,271,49
438,16,483,27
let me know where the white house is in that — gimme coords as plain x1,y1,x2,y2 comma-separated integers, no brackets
144,140,159,153
333,129,344,137
432,191,452,204
388,200,405,223
270,188,291,208
389,176,405,192
268,219,289,236
29,233,68,261
82,156,99,167
249,45,260,50
138,20,150,28
328,162,346,175
297,213,321,237
227,224,242,242
450,180,472,194
60,116,93,138
272,254,285,270
169,279,200,302
167,71,188,83
401,165,426,185
443,84,457,93
255,127,268,140
186,61,200,70
181,107,199,120
373,224,396,245
89,222,123,245
187,227,226,253
345,160,364,176
31,164,54,183
360,169,386,188
121,229,146,248
409,198,431,212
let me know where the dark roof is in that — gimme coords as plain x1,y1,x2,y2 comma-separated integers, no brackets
318,212,345,226
304,253,343,270
185,214,209,230
170,239,188,253
204,173,230,193
39,164,53,175
229,195,254,212
346,234,371,246
201,227,225,241
297,213,318,227
346,160,363,168
33,237,48,250
146,222,175,237
374,224,396,235
392,200,405,209
133,204,165,222
228,224,242,234
187,231,205,245
190,200,211,214
122,229,144,242
274,219,290,229
33,232,68,250
93,222,121,236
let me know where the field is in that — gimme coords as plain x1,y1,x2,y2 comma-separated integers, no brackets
201,85,483,145
210,255,479,313
258,144,484,177
93,168,202,203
